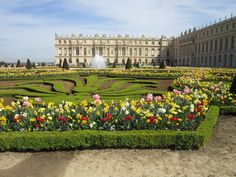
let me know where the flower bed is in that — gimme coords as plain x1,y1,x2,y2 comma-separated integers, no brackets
0,106,219,151
0,88,209,132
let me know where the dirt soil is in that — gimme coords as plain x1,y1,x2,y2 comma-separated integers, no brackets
58,81,75,92
0,115,235,177
156,79,173,91
0,80,27,88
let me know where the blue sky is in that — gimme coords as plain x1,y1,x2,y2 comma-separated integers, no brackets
0,0,235,62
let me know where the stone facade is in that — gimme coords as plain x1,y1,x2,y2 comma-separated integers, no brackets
55,34,171,65
170,16,236,68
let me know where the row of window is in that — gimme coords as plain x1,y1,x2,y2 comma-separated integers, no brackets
58,47,158,57
196,36,235,53
197,20,235,39
58,39,160,46
178,54,235,67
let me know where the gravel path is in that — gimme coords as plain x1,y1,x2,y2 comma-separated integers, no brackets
0,115,235,177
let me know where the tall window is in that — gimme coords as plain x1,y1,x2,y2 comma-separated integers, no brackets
231,36,235,49
122,47,126,56
84,48,87,56
107,48,110,56
220,39,223,51
130,48,132,56
215,39,218,51
151,49,155,56
210,41,213,51
76,47,80,56
206,41,208,52
225,37,228,50
134,48,137,56
145,49,148,56
139,48,142,56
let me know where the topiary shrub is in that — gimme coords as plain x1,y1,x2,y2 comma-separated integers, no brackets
26,59,32,69
16,60,21,67
159,60,166,69
62,59,69,70
230,74,236,94
125,58,132,69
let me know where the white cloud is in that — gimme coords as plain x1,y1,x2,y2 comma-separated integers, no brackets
0,0,235,62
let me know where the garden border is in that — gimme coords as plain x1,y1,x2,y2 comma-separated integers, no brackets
0,106,220,151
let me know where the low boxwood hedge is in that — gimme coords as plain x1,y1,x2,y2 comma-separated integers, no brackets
0,106,220,151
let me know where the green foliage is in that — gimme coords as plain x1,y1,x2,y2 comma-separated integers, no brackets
26,59,32,69
42,62,46,67
159,60,166,69
16,60,21,67
125,58,132,69
62,59,69,70
230,74,236,94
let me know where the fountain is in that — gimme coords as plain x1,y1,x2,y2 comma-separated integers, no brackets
91,54,106,69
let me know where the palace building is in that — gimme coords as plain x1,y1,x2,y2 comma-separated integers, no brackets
55,15,236,67
170,15,236,68
55,34,171,65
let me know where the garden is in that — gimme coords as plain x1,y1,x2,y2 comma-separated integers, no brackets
0,66,235,151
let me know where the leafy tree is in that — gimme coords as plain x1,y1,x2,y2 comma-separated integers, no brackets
11,64,14,67
26,59,32,69
62,59,69,70
16,60,21,67
230,74,236,94
136,62,140,68
125,58,132,69
159,60,166,69
42,62,45,67
4,63,8,67
32,62,36,68
112,62,117,68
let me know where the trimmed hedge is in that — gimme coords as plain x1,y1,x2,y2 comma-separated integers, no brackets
0,106,219,151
